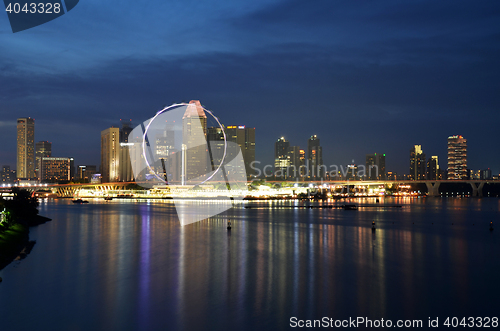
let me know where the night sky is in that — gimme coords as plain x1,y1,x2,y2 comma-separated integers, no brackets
1,0,499,175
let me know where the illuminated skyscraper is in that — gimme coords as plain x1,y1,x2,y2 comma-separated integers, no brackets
274,137,290,179
35,141,52,180
427,156,439,180
101,127,120,183
287,146,305,179
224,126,256,178
365,153,386,180
447,135,467,179
182,100,207,182
409,145,426,180
308,135,323,179
40,157,71,182
17,117,35,180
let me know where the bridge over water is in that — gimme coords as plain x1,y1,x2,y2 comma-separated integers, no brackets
264,179,500,197
1,180,498,198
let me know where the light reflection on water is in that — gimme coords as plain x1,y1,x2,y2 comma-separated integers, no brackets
0,198,499,331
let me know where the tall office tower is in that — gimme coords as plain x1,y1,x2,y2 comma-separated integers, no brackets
299,149,306,177
409,145,426,180
447,135,467,180
207,126,226,172
426,156,439,180
17,117,35,180
119,119,133,143
225,126,256,178
154,121,177,182
365,153,386,180
308,135,323,179
69,157,75,181
182,100,207,182
40,157,71,182
101,127,120,183
77,165,97,182
35,141,52,180
274,137,290,179
288,146,304,179
117,121,134,182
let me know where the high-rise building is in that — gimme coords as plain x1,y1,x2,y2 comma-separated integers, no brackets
308,135,323,179
226,126,256,178
274,137,290,179
101,127,120,183
287,146,305,179
365,153,386,180
447,135,467,179
40,157,71,182
118,121,134,182
410,145,426,180
101,123,135,183
426,156,439,180
119,119,133,143
182,100,207,182
35,141,52,180
17,117,35,180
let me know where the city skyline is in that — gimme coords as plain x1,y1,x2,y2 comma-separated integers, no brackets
2,114,498,182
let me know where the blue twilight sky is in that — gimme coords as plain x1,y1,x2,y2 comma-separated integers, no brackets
1,0,499,174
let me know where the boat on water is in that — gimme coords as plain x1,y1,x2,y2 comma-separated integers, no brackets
104,197,113,201
343,204,358,210
72,199,89,204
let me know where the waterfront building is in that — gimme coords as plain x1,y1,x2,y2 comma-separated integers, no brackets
426,156,439,180
308,135,323,179
409,145,426,180
225,125,256,178
287,146,304,179
365,153,386,180
119,119,133,143
207,126,225,167
182,100,208,182
481,168,492,180
77,165,97,182
101,123,135,183
101,127,120,183
1,165,15,183
345,164,359,180
118,122,134,182
274,137,290,179
40,157,71,182
35,141,52,180
447,135,467,179
17,117,35,180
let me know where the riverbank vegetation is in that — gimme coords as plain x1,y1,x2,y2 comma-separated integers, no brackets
0,189,47,272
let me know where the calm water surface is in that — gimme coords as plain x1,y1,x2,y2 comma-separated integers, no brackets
0,198,499,330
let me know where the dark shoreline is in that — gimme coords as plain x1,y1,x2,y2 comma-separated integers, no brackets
0,215,51,273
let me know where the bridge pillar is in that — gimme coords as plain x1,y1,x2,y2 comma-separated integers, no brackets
425,182,440,196
470,182,485,197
